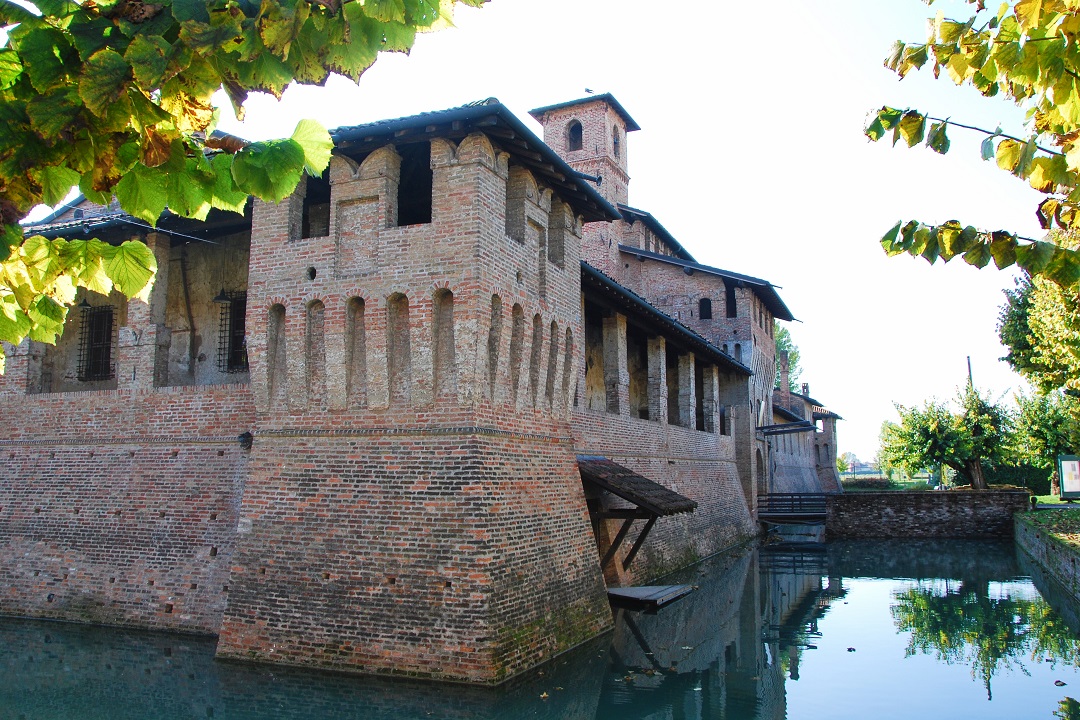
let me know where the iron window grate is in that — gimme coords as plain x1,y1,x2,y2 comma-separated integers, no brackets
77,304,115,381
217,291,248,373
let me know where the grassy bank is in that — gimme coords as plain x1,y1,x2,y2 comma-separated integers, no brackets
1024,508,1080,550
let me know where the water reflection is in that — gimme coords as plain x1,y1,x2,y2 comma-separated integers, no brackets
4,535,1080,719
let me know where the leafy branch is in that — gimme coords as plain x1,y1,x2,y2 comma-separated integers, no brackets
0,0,484,369
868,0,1080,287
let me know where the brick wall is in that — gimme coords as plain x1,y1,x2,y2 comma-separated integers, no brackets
1015,514,1080,607
0,384,254,633
826,491,1031,538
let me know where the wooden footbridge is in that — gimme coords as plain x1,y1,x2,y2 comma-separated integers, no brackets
757,493,828,524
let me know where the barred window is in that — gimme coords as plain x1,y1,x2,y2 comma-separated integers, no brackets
78,305,115,382
217,291,248,373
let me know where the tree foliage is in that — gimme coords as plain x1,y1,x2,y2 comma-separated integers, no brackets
774,323,802,392
866,1,1080,287
1014,387,1079,468
879,385,1013,489
0,0,482,371
999,270,1080,394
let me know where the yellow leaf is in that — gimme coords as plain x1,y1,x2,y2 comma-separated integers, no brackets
947,53,970,84
997,138,1021,170
1015,0,1044,32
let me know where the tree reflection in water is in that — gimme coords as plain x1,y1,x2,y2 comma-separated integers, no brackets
892,580,1080,700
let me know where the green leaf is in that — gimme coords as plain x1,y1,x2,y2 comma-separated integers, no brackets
0,295,32,347
926,121,951,154
26,295,67,343
165,156,212,220
290,119,333,176
881,221,902,253
232,138,306,202
18,26,72,93
114,163,169,225
963,243,992,268
209,153,249,214
31,165,80,207
78,48,132,118
68,17,117,62
988,232,1018,269
101,239,157,300
58,238,114,296
981,135,996,161
125,34,172,88
1017,240,1058,275
0,49,23,92
26,85,82,138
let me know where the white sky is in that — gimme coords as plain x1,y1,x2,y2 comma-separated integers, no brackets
210,0,1043,461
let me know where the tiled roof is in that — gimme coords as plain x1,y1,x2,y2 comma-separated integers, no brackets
577,455,696,516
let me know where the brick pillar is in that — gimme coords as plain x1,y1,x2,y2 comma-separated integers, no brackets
117,231,170,391
702,364,719,434
678,353,696,429
0,339,35,396
647,335,668,424
602,313,628,415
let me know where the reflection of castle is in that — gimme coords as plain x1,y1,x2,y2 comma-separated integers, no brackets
1,95,840,683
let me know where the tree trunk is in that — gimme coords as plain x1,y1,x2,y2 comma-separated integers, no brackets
966,458,989,490
1052,470,1061,497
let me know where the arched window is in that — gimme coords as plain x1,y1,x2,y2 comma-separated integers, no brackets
612,126,621,159
567,120,583,151
699,298,713,320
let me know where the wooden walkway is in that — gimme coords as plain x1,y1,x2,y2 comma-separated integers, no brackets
607,584,695,611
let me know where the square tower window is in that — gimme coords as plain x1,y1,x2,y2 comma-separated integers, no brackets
77,304,115,381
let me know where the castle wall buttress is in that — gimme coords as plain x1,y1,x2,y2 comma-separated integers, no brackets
216,133,611,683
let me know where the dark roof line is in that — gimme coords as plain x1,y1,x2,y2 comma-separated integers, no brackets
617,205,695,262
330,98,621,223
528,93,641,132
772,403,804,423
618,244,796,322
581,261,751,376
813,410,844,421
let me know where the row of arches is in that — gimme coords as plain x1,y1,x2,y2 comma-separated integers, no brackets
262,291,572,412
488,294,574,411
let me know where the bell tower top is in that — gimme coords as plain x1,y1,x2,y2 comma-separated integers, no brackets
529,93,639,207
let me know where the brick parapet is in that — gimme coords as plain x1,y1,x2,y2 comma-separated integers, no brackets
826,491,1030,538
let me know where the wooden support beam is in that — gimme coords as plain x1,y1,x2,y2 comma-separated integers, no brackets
600,517,635,570
621,516,657,571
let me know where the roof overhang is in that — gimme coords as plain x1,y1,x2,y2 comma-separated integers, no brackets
618,244,795,322
577,455,696,515
581,262,751,376
528,93,641,132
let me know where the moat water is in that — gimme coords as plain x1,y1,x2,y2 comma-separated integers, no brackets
4,535,1080,720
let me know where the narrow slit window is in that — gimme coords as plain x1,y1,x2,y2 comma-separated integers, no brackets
217,292,248,373
78,305,115,381
397,143,433,226
725,283,737,318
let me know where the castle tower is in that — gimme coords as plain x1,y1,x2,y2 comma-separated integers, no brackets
529,94,639,209
213,102,617,683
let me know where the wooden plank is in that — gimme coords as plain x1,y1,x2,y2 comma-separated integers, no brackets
607,584,695,610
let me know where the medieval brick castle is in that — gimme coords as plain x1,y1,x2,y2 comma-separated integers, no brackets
0,94,840,683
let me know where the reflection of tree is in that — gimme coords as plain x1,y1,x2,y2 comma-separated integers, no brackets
892,581,1080,700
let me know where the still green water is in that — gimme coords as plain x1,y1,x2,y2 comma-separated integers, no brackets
3,537,1080,719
